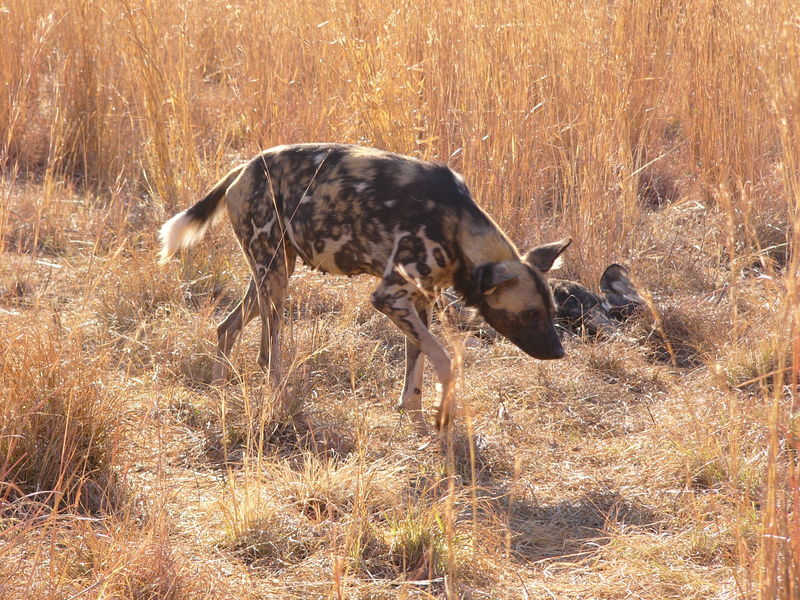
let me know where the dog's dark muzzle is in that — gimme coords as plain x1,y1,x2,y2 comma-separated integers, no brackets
510,325,565,360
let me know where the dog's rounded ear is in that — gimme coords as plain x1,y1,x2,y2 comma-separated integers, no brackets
600,264,645,318
600,264,639,297
523,238,572,273
476,262,518,296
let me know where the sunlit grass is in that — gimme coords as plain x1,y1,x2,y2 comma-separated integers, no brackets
1,0,799,597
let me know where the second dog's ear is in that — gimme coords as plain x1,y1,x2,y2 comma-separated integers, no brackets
600,263,645,319
476,263,518,296
600,264,642,300
523,238,572,273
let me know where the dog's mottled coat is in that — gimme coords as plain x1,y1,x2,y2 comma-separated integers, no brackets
160,143,570,431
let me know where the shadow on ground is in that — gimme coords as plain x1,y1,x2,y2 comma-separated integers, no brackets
413,430,662,566
201,401,358,468
507,490,661,564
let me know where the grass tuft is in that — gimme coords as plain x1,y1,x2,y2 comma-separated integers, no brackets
0,318,123,513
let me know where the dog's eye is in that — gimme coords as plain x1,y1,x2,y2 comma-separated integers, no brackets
523,309,542,321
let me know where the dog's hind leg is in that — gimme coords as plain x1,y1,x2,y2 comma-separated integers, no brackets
212,277,260,384
253,244,297,417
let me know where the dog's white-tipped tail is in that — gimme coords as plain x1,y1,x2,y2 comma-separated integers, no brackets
157,163,245,265
159,211,207,264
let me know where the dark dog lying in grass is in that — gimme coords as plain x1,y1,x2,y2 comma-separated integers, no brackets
446,264,645,340
550,264,644,336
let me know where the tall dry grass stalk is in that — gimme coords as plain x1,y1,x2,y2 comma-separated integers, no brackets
751,4,800,597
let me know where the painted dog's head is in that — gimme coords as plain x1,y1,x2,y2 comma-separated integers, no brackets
474,238,572,360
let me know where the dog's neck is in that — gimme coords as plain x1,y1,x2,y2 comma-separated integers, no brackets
453,218,519,307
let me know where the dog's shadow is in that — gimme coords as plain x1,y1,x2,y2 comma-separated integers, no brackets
423,430,660,565
201,396,358,468
505,490,660,564
201,397,658,569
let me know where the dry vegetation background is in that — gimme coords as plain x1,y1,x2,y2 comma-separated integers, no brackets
1,0,799,598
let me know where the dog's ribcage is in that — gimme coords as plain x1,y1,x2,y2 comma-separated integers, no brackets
225,144,484,290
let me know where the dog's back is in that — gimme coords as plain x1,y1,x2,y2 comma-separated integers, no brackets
224,143,504,283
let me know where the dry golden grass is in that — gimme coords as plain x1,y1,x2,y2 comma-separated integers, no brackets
2,0,799,598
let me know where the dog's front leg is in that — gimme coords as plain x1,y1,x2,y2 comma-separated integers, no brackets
371,276,452,433
397,296,433,415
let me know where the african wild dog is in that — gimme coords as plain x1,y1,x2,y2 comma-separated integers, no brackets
159,143,571,432
550,264,645,336
444,264,645,339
